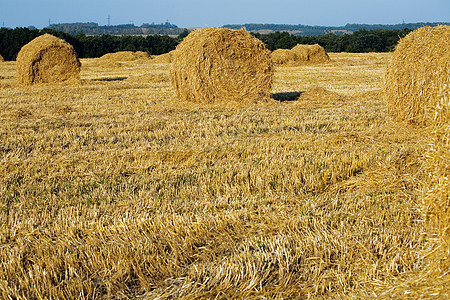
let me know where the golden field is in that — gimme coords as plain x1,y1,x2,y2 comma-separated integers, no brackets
0,53,446,298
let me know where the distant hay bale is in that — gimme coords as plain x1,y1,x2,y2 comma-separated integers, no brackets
16,34,81,85
271,49,298,66
99,51,150,62
297,87,345,103
291,44,330,64
384,25,450,126
151,50,176,64
170,28,273,104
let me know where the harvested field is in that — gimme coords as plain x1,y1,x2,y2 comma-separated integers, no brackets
0,52,445,298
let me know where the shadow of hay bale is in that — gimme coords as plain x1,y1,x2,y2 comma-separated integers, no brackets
92,77,128,82
271,91,303,101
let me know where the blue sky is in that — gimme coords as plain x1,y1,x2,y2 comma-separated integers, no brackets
1,0,449,29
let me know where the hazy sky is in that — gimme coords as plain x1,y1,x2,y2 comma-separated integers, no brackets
1,0,449,29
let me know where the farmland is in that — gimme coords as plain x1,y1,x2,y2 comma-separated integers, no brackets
0,53,443,298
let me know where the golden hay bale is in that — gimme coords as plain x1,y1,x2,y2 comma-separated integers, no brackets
297,87,345,103
99,51,150,62
170,28,273,104
384,25,450,126
291,44,330,64
0,54,4,62
271,49,298,66
423,84,449,275
16,34,81,85
151,50,177,64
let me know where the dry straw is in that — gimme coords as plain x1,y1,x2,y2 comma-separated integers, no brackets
170,28,273,104
423,83,449,280
297,87,344,103
98,51,150,62
0,54,4,62
270,49,297,66
151,50,177,64
16,34,81,85
384,25,450,126
291,44,330,64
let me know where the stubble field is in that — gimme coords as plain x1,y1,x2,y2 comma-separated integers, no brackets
0,53,438,298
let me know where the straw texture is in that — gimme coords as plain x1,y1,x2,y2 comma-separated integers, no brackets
16,34,81,85
98,51,150,62
270,49,298,66
423,83,449,276
291,44,330,64
151,50,177,64
384,25,450,126
170,28,273,104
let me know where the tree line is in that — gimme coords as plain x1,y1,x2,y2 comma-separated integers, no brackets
253,28,413,52
48,21,184,36
0,27,413,61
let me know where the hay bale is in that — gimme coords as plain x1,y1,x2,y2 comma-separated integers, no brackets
423,83,449,275
291,44,330,64
0,54,4,62
99,51,150,62
170,28,273,104
297,87,345,103
384,25,450,126
151,50,176,64
271,49,298,66
16,34,81,85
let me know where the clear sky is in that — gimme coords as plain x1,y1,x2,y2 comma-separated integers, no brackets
1,0,449,29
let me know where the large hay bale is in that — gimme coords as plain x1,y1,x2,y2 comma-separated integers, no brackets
291,44,330,64
423,83,449,279
384,25,450,126
271,49,298,66
16,34,81,85
170,28,273,104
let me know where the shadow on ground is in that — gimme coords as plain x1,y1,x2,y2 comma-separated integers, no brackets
271,91,303,102
92,77,128,82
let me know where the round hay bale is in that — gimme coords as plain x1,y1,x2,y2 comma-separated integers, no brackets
271,49,297,66
0,54,4,62
384,25,450,126
170,28,273,104
291,44,330,64
151,50,176,64
422,83,450,289
16,34,81,85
